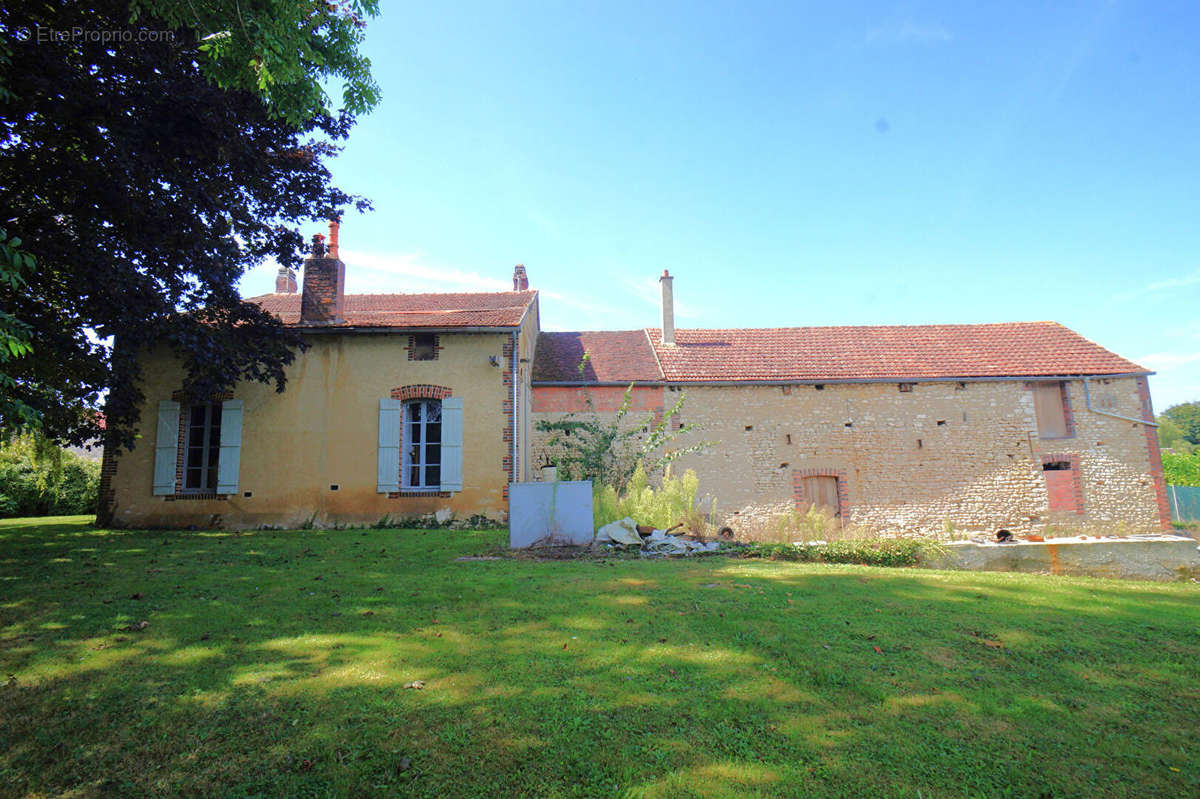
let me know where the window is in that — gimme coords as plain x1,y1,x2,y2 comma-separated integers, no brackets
184,403,222,492
403,399,442,489
1033,381,1071,438
410,333,438,361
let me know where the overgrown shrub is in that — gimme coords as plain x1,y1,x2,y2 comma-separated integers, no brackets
593,463,715,534
735,538,932,567
0,436,101,517
536,379,707,495
1163,452,1200,487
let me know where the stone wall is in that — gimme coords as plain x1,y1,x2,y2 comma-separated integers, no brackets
530,377,1167,536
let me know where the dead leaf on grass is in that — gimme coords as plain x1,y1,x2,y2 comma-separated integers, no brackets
403,680,425,690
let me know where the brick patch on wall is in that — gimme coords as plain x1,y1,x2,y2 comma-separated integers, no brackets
531,385,663,413
1136,377,1172,530
1042,452,1083,514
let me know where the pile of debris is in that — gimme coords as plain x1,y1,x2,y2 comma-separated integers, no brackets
594,517,722,557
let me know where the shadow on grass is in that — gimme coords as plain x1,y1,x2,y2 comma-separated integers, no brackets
1,517,1198,798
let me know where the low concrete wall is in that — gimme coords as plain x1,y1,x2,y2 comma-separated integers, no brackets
927,535,1200,581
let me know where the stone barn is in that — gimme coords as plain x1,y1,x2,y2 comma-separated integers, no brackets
531,272,1169,536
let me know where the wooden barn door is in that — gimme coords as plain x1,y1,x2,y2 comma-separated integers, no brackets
802,476,841,519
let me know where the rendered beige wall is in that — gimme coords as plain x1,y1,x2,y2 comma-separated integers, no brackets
531,377,1164,536
110,330,520,529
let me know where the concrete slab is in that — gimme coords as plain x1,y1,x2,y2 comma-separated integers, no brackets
926,535,1200,581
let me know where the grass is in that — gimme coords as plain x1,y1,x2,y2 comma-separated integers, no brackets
1,517,1198,798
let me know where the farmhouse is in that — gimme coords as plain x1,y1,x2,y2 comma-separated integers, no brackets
101,237,1170,534
101,227,538,528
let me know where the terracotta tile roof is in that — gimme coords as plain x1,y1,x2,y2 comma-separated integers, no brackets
533,331,662,382
533,322,1146,383
247,291,537,328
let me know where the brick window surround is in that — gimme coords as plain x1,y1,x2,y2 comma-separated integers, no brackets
1042,452,1083,514
388,385,453,498
792,468,850,522
406,334,442,361
165,391,232,501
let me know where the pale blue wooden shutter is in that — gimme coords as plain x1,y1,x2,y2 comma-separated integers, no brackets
440,397,463,492
152,400,180,495
216,400,243,495
378,398,402,493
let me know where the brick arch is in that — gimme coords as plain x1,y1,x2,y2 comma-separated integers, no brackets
390,384,452,401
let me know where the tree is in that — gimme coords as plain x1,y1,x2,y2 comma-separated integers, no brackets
1157,416,1196,455
131,0,380,126
0,0,369,452
1162,402,1200,447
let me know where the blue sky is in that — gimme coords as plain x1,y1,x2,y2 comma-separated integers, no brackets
239,1,1200,409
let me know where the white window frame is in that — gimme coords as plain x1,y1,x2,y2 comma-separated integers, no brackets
183,402,222,493
402,398,443,490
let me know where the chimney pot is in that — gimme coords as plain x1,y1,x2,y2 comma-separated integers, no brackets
660,270,675,345
311,233,326,258
513,263,529,291
327,219,340,259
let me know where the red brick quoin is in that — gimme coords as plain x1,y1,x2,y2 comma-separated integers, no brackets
1136,377,1172,530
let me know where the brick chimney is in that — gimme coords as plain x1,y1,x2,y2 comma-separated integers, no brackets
300,232,345,324
513,263,529,291
660,269,675,345
275,265,298,293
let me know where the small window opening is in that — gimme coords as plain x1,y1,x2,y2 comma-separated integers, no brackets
411,333,437,361
962,412,968,423
785,434,792,445
936,420,946,427
844,421,853,428
916,438,923,449
955,381,967,391
243,491,252,498
330,484,340,491
899,383,915,393
814,384,825,391
779,462,789,469
1042,461,1072,472
745,425,753,431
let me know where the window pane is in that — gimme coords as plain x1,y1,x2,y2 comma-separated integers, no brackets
209,405,222,446
406,402,421,423
188,425,205,447
427,422,441,445
425,401,441,423
410,422,422,444
426,444,441,465
426,465,440,486
185,468,201,489
409,465,420,487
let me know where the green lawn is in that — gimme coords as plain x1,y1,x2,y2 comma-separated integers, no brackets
1,517,1197,798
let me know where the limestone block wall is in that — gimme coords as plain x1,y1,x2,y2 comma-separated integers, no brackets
530,377,1167,536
